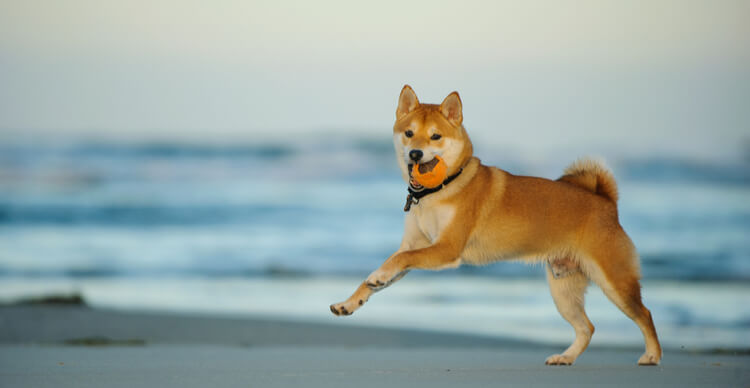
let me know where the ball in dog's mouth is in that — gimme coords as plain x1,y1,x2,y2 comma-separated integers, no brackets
409,156,447,189
416,158,441,174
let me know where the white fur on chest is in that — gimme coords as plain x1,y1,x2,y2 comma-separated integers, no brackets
413,202,455,243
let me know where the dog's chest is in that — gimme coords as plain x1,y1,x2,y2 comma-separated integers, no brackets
414,203,455,242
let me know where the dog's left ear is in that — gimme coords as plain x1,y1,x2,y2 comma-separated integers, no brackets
397,85,419,119
440,92,462,126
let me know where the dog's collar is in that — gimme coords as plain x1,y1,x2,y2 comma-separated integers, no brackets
404,167,463,212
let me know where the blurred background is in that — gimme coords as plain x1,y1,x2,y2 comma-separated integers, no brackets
0,1,748,350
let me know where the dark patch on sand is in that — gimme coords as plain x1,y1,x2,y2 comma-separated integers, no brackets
63,337,146,347
4,293,87,307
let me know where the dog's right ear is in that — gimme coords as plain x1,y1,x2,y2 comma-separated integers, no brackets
396,85,419,119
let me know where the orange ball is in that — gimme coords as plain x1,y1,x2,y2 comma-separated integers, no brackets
411,155,448,188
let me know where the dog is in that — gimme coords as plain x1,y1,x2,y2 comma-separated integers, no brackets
329,85,662,365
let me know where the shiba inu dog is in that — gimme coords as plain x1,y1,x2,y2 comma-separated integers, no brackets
330,85,662,365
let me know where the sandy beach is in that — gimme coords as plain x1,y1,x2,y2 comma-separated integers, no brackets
1,306,747,387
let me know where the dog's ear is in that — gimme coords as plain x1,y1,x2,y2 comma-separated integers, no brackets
440,92,462,126
396,85,419,119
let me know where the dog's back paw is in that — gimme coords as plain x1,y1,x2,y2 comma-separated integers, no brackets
545,354,576,365
637,352,661,366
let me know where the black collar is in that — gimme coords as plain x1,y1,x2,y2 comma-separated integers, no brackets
404,168,463,212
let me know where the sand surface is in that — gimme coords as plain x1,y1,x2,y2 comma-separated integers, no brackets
1,306,748,387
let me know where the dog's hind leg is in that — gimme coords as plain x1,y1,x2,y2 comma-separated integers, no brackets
582,232,662,365
545,261,594,365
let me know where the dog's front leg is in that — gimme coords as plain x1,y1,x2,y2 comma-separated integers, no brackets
365,212,466,289
329,266,413,316
331,244,462,315
329,280,378,316
330,216,430,316
365,241,463,288
329,253,413,316
332,244,460,316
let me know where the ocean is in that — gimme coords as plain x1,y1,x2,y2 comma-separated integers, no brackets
0,135,748,350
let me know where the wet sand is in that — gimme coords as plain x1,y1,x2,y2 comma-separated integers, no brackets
1,306,747,387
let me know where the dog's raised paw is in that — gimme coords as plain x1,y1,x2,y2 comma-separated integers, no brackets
545,354,574,366
329,302,354,316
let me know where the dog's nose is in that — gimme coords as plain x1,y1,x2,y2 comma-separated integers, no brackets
409,149,423,162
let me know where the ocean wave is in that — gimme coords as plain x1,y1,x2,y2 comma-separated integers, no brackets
0,142,296,160
0,138,747,284
619,157,749,186
0,203,320,226
69,143,297,159
0,251,747,282
1,139,747,185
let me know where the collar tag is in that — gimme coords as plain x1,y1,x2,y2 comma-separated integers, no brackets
404,193,418,212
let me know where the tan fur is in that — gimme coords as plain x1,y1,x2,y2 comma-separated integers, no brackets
330,85,662,366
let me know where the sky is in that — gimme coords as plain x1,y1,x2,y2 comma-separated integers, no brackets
0,0,748,158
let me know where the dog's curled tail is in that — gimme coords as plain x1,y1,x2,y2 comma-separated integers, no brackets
558,159,619,202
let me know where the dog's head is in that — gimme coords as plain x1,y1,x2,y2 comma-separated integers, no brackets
392,85,473,185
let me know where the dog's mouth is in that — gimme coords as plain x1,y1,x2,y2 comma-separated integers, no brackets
408,158,440,189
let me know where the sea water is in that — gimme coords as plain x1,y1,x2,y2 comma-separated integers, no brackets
0,135,748,350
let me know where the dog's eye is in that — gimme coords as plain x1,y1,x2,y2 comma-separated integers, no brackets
405,130,414,138
430,134,442,140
